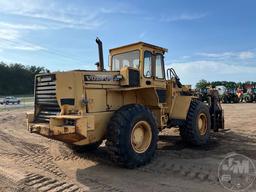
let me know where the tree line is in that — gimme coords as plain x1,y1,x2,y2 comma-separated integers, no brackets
0,62,49,96
196,79,256,89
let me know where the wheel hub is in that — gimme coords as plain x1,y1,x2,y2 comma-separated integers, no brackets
198,113,207,135
131,121,152,153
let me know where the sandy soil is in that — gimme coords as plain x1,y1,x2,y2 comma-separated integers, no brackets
0,103,256,192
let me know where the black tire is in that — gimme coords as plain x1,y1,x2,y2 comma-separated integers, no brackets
5,101,9,105
70,140,102,153
222,96,227,103
244,96,251,103
234,97,239,103
232,95,239,103
179,100,211,146
106,104,158,168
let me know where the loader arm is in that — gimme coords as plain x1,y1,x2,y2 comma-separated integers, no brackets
207,90,225,131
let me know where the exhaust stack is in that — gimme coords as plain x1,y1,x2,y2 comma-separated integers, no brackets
96,37,104,71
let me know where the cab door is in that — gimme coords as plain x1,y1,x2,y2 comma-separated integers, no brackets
142,50,154,86
153,53,166,88
153,53,166,103
142,50,167,103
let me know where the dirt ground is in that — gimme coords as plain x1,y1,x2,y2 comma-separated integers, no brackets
0,103,256,192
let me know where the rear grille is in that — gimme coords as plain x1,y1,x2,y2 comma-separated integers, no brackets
35,74,60,122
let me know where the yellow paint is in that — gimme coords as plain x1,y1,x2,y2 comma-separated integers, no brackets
170,96,192,120
28,41,196,147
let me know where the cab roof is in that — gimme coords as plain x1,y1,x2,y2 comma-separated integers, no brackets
109,41,168,53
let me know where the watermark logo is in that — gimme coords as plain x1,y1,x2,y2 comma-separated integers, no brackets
218,153,256,191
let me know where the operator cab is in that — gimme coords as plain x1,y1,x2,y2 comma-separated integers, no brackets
109,42,168,88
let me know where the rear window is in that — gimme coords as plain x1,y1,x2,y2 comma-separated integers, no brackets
112,50,140,71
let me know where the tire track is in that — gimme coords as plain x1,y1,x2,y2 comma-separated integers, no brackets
54,145,113,166
17,154,67,178
0,129,219,190
1,151,124,192
52,143,220,186
54,145,220,188
0,152,67,178
0,131,66,178
0,131,124,192
137,157,219,184
24,173,124,192
0,130,48,155
75,174,124,192
23,173,84,192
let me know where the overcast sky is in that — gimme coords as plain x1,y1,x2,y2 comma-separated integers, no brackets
0,0,255,85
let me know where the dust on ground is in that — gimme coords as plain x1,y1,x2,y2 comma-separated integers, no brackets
0,103,255,192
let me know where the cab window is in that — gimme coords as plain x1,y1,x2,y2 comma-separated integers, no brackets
112,50,140,71
144,51,152,77
156,54,164,79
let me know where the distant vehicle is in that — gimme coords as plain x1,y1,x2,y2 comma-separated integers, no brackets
0,96,20,105
221,88,239,103
216,86,227,96
242,88,256,103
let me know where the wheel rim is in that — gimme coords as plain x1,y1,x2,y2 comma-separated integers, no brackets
198,113,207,135
131,121,152,153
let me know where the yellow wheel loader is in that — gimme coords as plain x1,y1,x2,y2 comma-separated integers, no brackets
27,38,224,168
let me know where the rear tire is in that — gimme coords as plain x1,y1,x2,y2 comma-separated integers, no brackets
180,100,211,145
106,104,158,168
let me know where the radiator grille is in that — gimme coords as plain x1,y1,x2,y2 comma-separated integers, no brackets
35,74,60,122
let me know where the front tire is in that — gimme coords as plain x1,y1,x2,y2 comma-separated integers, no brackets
180,100,211,146
106,104,158,168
